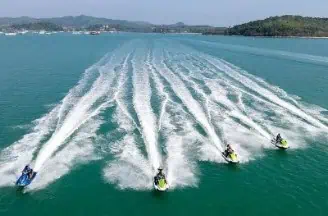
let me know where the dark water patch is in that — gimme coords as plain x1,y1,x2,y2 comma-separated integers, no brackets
194,124,207,137
321,110,328,116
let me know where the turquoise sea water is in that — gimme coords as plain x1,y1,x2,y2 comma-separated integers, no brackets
0,33,328,216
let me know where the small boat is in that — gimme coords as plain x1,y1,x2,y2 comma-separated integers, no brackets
18,30,28,35
90,31,100,35
5,32,17,36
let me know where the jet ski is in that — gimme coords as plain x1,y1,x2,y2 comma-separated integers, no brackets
222,151,240,164
153,168,169,191
222,144,240,164
16,165,37,187
271,135,289,150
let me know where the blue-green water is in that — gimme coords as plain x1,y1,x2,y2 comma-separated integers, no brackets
0,33,328,216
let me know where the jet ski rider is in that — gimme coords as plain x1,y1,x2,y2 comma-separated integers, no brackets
224,144,234,157
276,133,282,143
23,165,34,180
154,168,166,185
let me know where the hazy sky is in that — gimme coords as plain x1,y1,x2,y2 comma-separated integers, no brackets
1,0,327,26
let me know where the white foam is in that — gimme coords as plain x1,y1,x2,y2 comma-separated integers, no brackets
153,46,223,155
150,56,200,188
132,48,161,171
158,42,328,161
104,93,153,190
205,56,328,131
148,54,170,132
27,118,102,191
196,40,328,65
0,43,135,189
34,59,117,171
0,106,60,187
104,134,153,190
162,104,201,187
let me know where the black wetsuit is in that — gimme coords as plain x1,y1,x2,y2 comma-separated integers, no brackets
28,170,34,179
276,134,282,143
23,166,31,175
22,166,34,180
154,172,166,185
224,148,233,157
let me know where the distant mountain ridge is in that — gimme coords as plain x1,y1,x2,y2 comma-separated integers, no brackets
0,15,153,29
0,16,37,26
0,15,218,33
45,15,153,28
0,15,203,29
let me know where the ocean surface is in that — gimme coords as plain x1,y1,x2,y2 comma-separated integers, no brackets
0,33,328,216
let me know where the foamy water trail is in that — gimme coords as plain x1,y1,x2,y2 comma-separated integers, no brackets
28,118,102,190
153,44,224,163
34,59,118,171
97,39,327,189
0,54,114,188
132,47,161,171
160,41,328,162
231,111,271,139
147,52,170,132
0,107,60,187
178,58,272,140
203,56,328,131
165,128,199,188
0,42,139,190
149,52,199,188
193,40,328,66
0,53,114,187
151,69,169,132
176,50,327,151
161,49,267,161
31,46,134,188
104,134,153,190
103,56,154,189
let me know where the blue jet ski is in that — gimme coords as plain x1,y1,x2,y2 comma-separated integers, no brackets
16,165,37,187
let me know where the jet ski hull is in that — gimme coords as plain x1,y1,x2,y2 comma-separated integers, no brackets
222,152,239,164
275,144,289,150
16,172,37,187
154,182,169,191
271,139,289,150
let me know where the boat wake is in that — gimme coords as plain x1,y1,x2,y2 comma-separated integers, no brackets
1,38,327,190
0,43,134,190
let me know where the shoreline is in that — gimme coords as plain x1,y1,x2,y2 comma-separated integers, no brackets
291,36,328,39
203,34,328,39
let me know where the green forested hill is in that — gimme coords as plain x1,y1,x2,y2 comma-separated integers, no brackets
0,15,217,33
0,15,153,30
226,15,328,37
11,22,64,31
